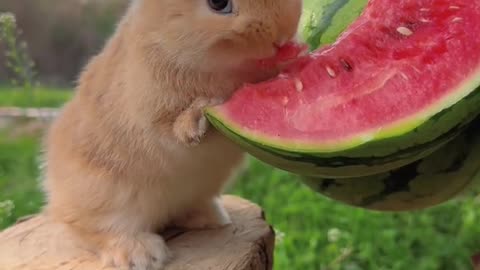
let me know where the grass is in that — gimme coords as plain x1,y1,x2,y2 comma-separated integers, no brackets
0,134,44,228
0,88,479,270
233,161,480,270
0,86,73,108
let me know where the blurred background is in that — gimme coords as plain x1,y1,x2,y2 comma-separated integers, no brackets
0,1,479,270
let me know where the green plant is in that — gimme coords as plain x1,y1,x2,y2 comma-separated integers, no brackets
0,133,44,229
0,200,14,225
0,12,37,105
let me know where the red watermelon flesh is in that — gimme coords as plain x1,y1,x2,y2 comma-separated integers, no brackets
213,0,480,150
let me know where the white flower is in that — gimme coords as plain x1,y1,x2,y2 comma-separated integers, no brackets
327,228,341,242
274,228,286,242
0,12,16,26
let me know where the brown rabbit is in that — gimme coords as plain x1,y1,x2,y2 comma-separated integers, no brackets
41,0,303,269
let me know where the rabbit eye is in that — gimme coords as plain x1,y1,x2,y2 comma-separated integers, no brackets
208,0,233,14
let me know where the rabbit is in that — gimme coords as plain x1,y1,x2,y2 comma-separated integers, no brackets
41,0,303,269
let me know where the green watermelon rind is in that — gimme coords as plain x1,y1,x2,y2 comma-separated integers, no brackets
207,114,468,178
301,0,368,48
301,116,480,212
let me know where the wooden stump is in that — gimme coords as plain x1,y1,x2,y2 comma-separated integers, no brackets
473,253,480,270
0,195,275,270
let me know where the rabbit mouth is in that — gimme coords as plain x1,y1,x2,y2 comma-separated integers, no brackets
253,42,309,69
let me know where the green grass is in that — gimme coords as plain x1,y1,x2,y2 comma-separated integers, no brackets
0,86,72,108
0,134,44,228
0,85,67,227
233,160,480,270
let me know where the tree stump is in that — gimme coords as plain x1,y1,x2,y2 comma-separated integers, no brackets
473,253,480,270
0,195,275,270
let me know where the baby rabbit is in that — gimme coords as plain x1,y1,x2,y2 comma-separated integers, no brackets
42,0,303,269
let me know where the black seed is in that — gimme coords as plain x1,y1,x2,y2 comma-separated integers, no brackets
404,21,419,30
340,58,353,72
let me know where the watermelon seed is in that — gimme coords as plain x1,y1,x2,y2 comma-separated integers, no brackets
452,17,463,23
282,97,289,106
294,78,303,92
340,59,353,72
449,6,460,10
419,8,430,12
420,18,431,23
396,26,413,36
399,72,408,80
325,66,336,78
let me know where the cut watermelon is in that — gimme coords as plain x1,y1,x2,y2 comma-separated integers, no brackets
206,0,480,177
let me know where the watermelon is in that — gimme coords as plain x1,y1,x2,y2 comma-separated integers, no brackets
206,0,480,178
302,115,480,212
